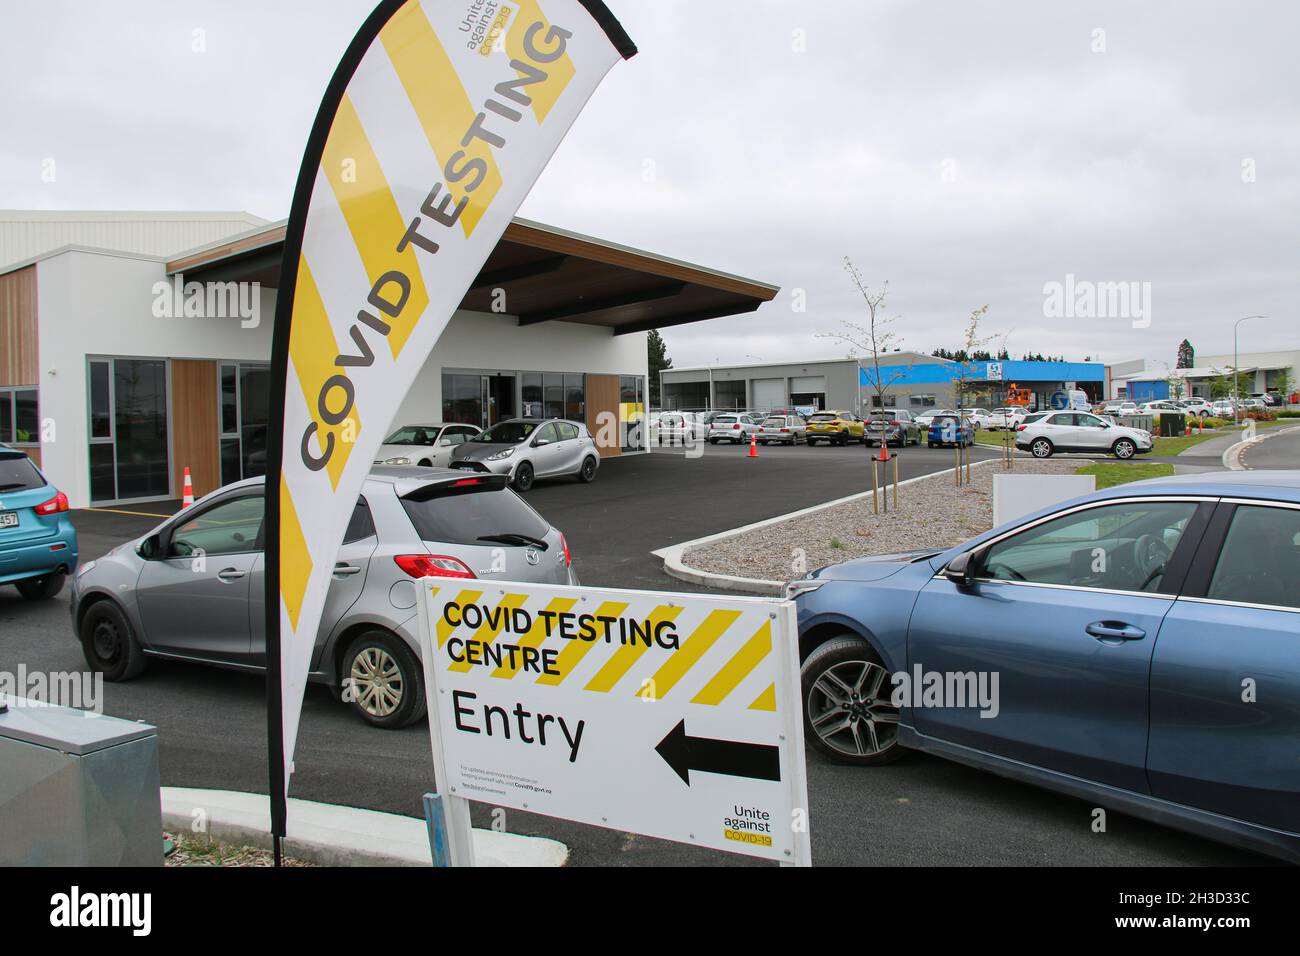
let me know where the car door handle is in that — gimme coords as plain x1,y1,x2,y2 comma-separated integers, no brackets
1085,621,1146,642
332,564,362,576
217,568,246,582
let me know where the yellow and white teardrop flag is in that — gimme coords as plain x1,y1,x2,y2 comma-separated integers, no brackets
264,0,635,836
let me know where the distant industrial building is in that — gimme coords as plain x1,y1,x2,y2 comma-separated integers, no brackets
1110,349,1300,402
660,353,1106,414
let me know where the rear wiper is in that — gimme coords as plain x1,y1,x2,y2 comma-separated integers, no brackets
0,483,30,492
477,533,549,550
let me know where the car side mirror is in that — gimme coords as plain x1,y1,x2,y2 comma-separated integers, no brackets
944,551,976,588
533,438,550,447
137,533,161,560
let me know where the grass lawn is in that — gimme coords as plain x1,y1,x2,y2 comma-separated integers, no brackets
1076,462,1174,489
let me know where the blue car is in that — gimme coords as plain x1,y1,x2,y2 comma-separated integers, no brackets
789,470,1300,863
927,414,973,448
0,447,77,599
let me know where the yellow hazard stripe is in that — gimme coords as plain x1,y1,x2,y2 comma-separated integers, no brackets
435,588,484,647
640,609,741,701
690,620,772,706
505,0,577,123
319,93,429,357
447,592,528,673
492,596,576,679
749,684,777,712
536,601,630,686
287,258,359,490
278,482,313,633
583,605,683,694
381,2,503,239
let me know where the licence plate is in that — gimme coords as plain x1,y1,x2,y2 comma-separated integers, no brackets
0,512,17,528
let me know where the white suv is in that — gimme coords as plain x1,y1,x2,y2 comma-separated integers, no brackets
1015,411,1153,460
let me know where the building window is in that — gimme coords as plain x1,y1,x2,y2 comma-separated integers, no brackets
87,358,170,503
218,362,270,486
619,375,645,451
0,387,39,445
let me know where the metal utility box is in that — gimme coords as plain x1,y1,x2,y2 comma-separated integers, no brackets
0,696,162,866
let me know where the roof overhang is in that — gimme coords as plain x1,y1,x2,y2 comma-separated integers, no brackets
165,217,778,335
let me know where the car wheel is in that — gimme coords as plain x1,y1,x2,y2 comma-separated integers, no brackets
1030,438,1054,458
418,459,432,467
512,461,535,492
577,455,598,482
801,636,904,765
1113,438,1136,460
80,600,148,681
343,631,426,729
16,571,65,600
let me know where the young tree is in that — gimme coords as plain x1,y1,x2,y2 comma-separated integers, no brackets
818,258,912,416
950,304,996,410
647,329,672,406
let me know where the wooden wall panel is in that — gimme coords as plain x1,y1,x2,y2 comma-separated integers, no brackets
24,447,41,469
585,374,621,458
0,265,38,387
170,360,220,498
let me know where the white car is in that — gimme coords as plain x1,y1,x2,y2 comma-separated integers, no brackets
962,408,992,429
986,407,1027,430
914,408,959,428
655,411,707,445
1015,410,1153,460
1178,397,1213,417
707,413,762,444
1138,400,1184,416
374,422,482,467
755,414,806,445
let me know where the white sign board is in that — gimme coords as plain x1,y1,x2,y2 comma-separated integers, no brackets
993,473,1097,527
418,581,811,865
986,362,1003,381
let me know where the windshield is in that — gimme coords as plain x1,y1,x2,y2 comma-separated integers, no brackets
713,416,738,424
762,418,785,427
932,416,960,426
808,413,838,422
0,454,45,492
382,426,438,446
473,421,537,444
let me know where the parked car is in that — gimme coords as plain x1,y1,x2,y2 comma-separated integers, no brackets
986,407,1027,431
374,422,482,467
805,410,865,445
706,413,761,444
961,408,992,430
655,411,707,445
865,409,921,447
927,414,974,448
755,414,806,445
914,408,958,428
1178,397,1213,417
1138,401,1184,416
71,469,577,728
1016,410,1152,459
1211,399,1239,419
787,470,1300,863
0,447,77,600
450,418,599,491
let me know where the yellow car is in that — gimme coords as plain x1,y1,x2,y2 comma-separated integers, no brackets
804,410,865,446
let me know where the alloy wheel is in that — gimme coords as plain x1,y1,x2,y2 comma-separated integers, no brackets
807,660,900,757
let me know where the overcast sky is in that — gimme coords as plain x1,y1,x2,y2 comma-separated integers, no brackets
3,0,1296,369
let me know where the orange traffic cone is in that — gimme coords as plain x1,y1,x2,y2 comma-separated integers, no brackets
181,467,195,509
748,432,758,458
878,441,889,462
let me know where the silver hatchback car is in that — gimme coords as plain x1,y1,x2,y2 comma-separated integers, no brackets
449,417,600,491
70,468,577,728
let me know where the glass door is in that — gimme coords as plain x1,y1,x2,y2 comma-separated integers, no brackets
87,358,171,503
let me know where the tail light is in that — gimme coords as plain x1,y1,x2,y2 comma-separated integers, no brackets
34,491,69,516
889,421,900,427
733,423,741,429
561,533,571,568
1016,424,1027,432
394,554,475,579
780,428,790,433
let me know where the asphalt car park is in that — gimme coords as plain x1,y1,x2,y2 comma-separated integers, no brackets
1,442,1275,866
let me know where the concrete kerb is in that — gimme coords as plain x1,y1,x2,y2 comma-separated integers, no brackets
655,455,1009,595
161,787,568,867
1222,424,1300,471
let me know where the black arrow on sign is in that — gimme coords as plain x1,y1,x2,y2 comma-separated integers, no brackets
655,719,781,786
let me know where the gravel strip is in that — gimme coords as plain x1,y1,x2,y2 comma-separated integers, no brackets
684,459,1083,583
164,831,316,867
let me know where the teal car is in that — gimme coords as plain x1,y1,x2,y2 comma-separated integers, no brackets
0,447,77,599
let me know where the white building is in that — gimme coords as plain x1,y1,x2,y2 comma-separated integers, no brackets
0,214,777,508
